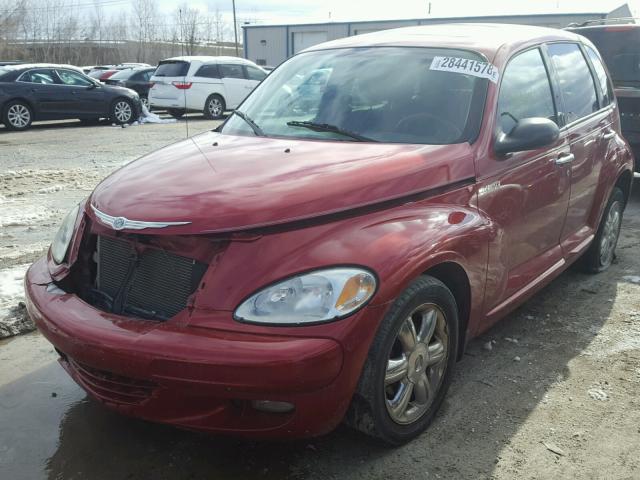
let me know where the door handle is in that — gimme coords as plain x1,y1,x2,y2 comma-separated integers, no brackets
555,153,575,165
602,130,616,140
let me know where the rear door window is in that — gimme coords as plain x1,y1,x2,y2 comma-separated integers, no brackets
585,45,614,107
194,64,220,78
547,43,599,124
19,69,58,84
498,48,556,133
219,64,245,79
155,61,189,77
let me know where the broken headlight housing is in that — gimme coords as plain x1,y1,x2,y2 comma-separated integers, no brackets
50,204,79,264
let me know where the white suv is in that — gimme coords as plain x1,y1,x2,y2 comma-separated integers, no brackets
148,56,267,119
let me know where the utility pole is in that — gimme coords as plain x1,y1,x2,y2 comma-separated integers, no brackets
232,0,239,56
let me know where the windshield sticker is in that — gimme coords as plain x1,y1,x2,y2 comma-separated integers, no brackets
430,56,500,83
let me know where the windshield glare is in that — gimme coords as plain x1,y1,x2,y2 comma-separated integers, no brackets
221,47,487,144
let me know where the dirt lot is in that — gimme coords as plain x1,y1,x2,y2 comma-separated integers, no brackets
1,119,639,480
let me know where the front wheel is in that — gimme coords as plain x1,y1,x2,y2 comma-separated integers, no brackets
111,98,134,124
3,100,33,131
582,187,625,273
345,276,458,445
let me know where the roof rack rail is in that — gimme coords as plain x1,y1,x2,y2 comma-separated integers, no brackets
566,17,639,28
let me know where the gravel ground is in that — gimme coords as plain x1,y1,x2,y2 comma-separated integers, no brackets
0,119,639,479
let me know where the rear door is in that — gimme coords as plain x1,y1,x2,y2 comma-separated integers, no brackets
150,60,191,102
17,68,65,116
219,63,248,108
190,63,224,110
476,47,571,318
545,43,613,261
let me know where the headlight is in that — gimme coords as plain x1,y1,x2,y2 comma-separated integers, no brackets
234,267,377,325
50,205,80,264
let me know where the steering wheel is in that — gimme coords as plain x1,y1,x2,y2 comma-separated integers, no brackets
394,112,462,141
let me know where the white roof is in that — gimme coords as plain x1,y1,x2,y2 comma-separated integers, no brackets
160,55,255,65
1,63,83,72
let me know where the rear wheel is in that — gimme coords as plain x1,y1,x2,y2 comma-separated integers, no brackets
3,100,33,131
111,98,134,124
203,94,225,119
345,276,458,445
167,109,185,119
582,187,625,273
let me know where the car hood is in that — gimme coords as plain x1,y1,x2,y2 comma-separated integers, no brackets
89,131,475,234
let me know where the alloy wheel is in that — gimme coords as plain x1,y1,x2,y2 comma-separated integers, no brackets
7,104,30,128
114,101,132,123
600,199,622,267
384,303,449,425
208,98,223,117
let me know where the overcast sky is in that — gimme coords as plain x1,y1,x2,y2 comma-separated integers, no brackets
152,0,638,24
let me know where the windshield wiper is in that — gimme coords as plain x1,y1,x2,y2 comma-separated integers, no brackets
231,110,264,136
286,121,376,142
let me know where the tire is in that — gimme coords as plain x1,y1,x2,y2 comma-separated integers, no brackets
203,94,225,120
167,109,185,119
581,187,625,273
110,98,135,125
3,100,33,131
345,276,459,445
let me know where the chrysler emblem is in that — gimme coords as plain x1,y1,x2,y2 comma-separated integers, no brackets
91,205,191,231
113,217,127,230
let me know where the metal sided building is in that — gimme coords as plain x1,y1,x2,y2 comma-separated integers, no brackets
242,3,633,67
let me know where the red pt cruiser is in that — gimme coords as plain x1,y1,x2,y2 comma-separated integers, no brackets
25,24,633,445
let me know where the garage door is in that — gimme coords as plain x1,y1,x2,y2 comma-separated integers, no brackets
292,31,328,54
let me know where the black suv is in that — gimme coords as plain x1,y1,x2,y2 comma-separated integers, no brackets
104,67,156,109
567,23,640,171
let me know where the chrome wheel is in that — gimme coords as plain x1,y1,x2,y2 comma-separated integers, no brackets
208,97,223,117
7,103,30,128
385,303,449,425
114,100,132,123
599,199,622,267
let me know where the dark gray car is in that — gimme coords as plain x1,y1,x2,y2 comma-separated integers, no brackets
0,64,142,131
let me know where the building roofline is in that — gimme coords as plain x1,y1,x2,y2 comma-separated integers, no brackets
242,11,610,30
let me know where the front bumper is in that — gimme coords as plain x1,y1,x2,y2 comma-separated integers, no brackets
25,256,365,438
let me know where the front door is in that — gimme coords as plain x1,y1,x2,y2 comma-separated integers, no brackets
56,69,107,116
219,64,250,108
547,43,617,261
476,47,571,318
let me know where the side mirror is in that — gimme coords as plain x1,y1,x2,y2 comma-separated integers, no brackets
494,117,560,156
86,82,98,90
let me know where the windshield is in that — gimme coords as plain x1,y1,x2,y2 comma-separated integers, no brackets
220,47,488,144
109,68,137,80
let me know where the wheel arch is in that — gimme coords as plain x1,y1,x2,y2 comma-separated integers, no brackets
422,261,472,361
3,97,35,115
615,168,633,207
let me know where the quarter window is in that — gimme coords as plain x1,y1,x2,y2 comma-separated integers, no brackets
219,64,245,79
547,43,599,124
498,48,556,134
585,45,613,107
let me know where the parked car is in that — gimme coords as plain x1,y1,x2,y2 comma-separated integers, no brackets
567,23,640,172
104,66,156,109
0,64,142,130
25,24,633,445
89,68,119,82
148,56,267,119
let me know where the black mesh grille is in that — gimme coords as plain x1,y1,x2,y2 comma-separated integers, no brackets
91,235,207,320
